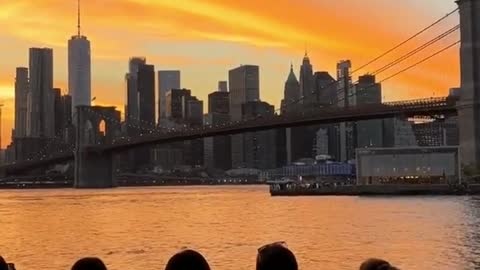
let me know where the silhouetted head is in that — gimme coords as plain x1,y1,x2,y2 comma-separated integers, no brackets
71,257,108,270
0,256,8,270
256,242,297,270
165,249,210,270
360,258,399,270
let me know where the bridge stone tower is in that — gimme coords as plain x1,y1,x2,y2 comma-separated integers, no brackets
457,0,480,168
74,105,121,188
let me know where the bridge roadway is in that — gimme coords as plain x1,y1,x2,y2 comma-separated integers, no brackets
101,97,456,153
0,97,456,175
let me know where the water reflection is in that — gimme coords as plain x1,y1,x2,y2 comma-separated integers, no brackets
0,187,479,270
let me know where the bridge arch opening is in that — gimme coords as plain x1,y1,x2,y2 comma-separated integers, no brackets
99,119,106,136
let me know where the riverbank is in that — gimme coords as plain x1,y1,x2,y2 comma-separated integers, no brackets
0,180,265,189
270,184,480,196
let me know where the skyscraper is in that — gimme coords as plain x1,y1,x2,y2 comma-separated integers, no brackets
138,64,155,126
28,48,55,138
281,64,300,114
204,90,231,170
281,64,301,164
204,112,231,170
314,71,337,106
218,81,228,92
125,57,146,123
68,0,91,115
165,88,192,122
185,98,204,126
355,75,383,148
337,60,353,108
14,67,29,138
229,65,259,121
242,101,277,169
313,71,339,160
184,97,204,167
337,60,355,161
285,60,317,164
53,88,63,136
208,91,229,115
299,52,314,105
158,70,181,123
229,65,259,168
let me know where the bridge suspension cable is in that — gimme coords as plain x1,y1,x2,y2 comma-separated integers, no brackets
378,40,460,84
372,24,459,76
23,129,75,163
352,7,459,74
334,40,460,106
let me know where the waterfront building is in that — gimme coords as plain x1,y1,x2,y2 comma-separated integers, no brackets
356,147,460,185
316,127,329,156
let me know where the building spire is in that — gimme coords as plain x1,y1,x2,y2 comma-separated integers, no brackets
77,0,81,36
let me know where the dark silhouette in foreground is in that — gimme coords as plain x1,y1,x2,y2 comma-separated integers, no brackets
0,256,7,270
1,250,399,270
71,257,108,270
165,249,210,270
360,258,399,270
256,242,298,270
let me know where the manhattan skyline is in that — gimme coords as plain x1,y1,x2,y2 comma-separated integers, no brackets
0,0,460,147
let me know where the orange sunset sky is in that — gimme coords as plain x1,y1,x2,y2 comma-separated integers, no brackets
0,0,461,148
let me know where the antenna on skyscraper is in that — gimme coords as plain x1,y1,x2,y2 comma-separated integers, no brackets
77,0,81,36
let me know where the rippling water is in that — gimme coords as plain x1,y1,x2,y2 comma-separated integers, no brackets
1,186,480,270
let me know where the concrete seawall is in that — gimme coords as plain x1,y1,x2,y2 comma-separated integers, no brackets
271,184,480,196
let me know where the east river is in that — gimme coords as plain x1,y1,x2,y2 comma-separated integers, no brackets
0,186,479,270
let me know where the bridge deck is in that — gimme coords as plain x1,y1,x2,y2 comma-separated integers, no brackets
1,98,456,174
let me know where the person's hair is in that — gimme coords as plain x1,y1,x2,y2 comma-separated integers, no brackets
256,244,298,270
71,257,108,270
0,256,8,270
360,258,399,270
165,249,210,270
